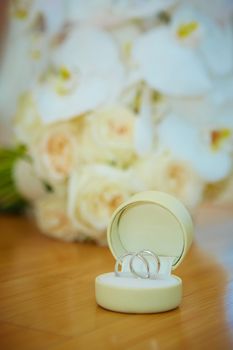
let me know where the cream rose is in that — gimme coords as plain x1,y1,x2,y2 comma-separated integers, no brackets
32,120,81,183
81,106,137,167
34,193,82,242
68,165,142,241
13,158,46,201
134,152,204,210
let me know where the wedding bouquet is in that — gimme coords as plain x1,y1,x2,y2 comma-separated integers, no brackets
0,0,233,244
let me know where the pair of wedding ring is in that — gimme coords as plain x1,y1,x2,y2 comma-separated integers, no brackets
115,249,160,279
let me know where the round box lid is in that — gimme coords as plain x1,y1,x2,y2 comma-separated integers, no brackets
107,191,193,269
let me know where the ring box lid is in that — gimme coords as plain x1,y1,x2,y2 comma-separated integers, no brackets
107,191,193,270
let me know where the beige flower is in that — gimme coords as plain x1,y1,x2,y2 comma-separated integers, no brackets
134,152,204,210
34,193,82,242
81,106,137,166
13,158,46,201
68,165,142,241
32,120,81,183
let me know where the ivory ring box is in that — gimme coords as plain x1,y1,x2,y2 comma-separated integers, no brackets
95,191,193,313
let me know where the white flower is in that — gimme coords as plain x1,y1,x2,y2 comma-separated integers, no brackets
14,93,43,145
68,165,142,241
0,20,44,125
111,24,142,86
190,0,233,22
10,0,65,36
171,6,233,77
133,152,204,209
133,27,211,96
209,76,233,108
34,27,124,123
157,114,233,182
81,106,137,166
13,158,46,201
134,86,155,156
67,0,177,27
31,121,81,183
162,75,233,129
0,0,66,125
132,5,233,96
34,193,81,242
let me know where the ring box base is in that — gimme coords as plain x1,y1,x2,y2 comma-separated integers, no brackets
95,272,182,313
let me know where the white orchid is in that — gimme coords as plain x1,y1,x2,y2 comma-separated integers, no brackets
8,0,66,71
111,23,142,86
0,0,66,127
163,74,233,128
33,27,125,123
67,0,177,27
157,114,233,182
133,5,233,96
190,0,233,22
134,86,154,156
10,0,65,36
209,76,233,109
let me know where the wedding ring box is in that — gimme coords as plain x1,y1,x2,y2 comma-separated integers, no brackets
95,191,194,313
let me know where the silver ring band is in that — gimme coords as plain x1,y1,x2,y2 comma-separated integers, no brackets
115,252,149,278
115,249,160,279
137,249,160,277
129,252,150,279
115,252,133,277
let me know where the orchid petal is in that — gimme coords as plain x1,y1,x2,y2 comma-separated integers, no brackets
158,115,232,182
34,76,119,123
171,4,233,77
209,76,233,106
134,88,154,155
133,28,212,96
67,0,177,27
200,22,233,77
53,27,122,74
34,27,124,123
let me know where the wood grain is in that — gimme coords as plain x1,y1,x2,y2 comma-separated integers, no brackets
0,204,232,350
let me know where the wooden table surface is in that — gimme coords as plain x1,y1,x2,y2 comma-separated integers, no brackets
0,205,233,350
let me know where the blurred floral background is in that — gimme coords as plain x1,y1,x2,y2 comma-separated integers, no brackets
0,0,233,244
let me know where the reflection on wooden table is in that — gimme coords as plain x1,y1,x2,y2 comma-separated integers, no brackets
0,204,232,350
